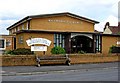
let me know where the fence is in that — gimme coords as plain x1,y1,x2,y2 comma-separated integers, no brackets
0,53,119,66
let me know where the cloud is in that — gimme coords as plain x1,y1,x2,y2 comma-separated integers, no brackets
95,15,118,31
118,1,120,22
0,0,119,34
0,19,17,34
95,1,119,31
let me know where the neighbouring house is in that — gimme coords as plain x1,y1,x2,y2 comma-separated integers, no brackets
103,22,120,34
0,35,15,54
0,12,120,55
103,22,120,53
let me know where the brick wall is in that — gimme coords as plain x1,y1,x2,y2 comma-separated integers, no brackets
0,53,119,66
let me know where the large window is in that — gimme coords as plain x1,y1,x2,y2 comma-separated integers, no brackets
95,35,101,53
54,34,65,48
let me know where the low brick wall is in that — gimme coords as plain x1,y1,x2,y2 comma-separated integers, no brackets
0,55,36,66
69,53,119,64
0,53,119,66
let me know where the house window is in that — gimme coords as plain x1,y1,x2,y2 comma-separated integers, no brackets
54,34,65,48
18,36,23,44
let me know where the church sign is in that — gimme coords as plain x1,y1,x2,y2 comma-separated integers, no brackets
26,38,51,51
31,46,47,51
26,38,51,46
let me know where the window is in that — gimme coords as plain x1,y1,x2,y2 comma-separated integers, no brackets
54,34,65,48
11,29,13,34
26,22,29,30
18,26,20,31
0,38,6,50
6,40,11,47
95,35,101,53
22,24,24,30
14,28,16,32
9,30,12,34
18,36,23,44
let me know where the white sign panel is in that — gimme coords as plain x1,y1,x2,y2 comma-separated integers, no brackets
26,38,51,46
26,39,31,46
31,46,47,51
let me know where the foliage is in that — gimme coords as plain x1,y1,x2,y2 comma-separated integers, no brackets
117,32,120,35
109,45,116,53
51,46,66,54
78,50,86,54
4,50,14,55
4,48,34,55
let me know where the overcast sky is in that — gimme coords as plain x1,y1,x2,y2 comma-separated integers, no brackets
0,0,119,34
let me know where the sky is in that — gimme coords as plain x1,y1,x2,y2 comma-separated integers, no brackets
0,0,119,34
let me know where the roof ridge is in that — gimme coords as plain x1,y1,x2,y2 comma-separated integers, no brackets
7,12,99,30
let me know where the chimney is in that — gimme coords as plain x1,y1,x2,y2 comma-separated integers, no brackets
104,22,110,31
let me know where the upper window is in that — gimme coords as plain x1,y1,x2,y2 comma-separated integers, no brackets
18,26,20,31
22,24,24,30
26,22,29,30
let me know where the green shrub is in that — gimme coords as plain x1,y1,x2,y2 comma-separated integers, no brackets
5,48,34,55
4,50,14,55
51,46,66,54
109,45,116,53
12,48,34,55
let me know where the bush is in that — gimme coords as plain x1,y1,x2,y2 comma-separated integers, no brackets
13,48,34,55
51,46,66,54
5,48,34,55
109,45,119,53
4,50,14,55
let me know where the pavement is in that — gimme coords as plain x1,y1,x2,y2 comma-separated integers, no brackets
1,62,119,76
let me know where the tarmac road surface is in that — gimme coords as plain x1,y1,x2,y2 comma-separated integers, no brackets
2,67,118,81
1,62,119,81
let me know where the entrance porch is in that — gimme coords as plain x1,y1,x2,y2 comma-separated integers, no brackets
64,32,102,54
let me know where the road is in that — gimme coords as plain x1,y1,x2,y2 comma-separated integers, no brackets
2,62,119,81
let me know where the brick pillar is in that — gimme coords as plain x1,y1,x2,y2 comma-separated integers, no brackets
65,33,71,54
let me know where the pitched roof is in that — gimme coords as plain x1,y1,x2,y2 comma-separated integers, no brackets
109,26,119,34
7,12,99,30
104,22,120,34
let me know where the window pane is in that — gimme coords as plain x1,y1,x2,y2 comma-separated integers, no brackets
60,34,62,43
